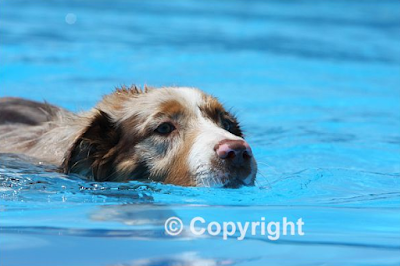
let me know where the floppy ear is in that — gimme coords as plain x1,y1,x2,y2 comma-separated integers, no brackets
62,110,121,181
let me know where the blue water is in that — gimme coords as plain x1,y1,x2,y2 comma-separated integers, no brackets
1,0,400,265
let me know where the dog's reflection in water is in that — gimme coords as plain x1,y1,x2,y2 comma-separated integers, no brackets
90,204,176,226
109,252,237,266
89,205,256,266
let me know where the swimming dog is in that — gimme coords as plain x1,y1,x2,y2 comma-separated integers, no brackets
0,86,257,187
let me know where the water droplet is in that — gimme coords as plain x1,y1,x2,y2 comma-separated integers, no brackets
65,13,77,25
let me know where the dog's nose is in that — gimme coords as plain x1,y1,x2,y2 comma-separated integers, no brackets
215,139,253,166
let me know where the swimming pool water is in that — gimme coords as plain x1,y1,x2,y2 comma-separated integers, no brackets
1,0,400,265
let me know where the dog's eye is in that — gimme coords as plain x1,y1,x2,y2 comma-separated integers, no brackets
155,122,176,135
222,120,232,131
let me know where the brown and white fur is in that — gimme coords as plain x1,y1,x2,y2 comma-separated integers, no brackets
0,86,257,187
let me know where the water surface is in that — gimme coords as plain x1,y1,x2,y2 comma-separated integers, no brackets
1,0,400,265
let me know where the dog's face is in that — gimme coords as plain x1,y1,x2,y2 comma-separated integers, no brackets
64,87,257,187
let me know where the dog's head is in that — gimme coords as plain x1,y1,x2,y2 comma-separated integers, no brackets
63,86,257,187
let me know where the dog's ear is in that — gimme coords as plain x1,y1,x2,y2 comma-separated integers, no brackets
62,110,121,181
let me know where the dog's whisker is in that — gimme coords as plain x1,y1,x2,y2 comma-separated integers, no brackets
256,169,271,188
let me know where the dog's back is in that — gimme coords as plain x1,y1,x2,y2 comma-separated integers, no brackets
0,97,61,126
0,97,78,165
